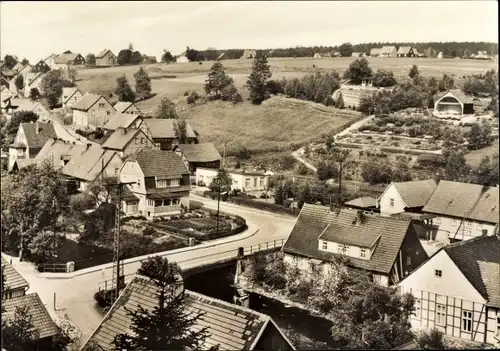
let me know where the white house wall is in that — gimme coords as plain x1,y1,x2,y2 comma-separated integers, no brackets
431,216,497,242
378,183,407,215
72,110,88,127
485,309,500,346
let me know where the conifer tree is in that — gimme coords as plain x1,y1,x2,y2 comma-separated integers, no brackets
134,67,152,100
204,62,233,99
246,55,272,104
115,75,135,102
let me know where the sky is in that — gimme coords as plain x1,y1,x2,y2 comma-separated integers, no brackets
1,1,498,62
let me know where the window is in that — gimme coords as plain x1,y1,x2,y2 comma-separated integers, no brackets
170,179,179,187
154,200,163,207
260,177,265,187
131,163,135,169
141,138,145,144
435,269,442,277
360,249,367,258
135,138,139,145
482,229,488,236
91,110,95,116
436,304,446,326
147,199,154,207
414,299,421,319
389,198,395,207
98,103,105,108
462,311,472,332
172,198,180,205
114,168,119,176
452,219,458,226
321,241,328,250
344,245,350,255
245,178,251,188
338,244,348,254
137,179,141,188
163,199,172,206
496,315,500,336
157,179,167,188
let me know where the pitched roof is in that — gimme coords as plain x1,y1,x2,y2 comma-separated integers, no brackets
3,293,59,339
128,149,189,178
71,93,107,111
33,139,86,170
62,87,80,103
380,46,397,54
283,204,415,274
444,236,500,308
397,46,412,55
103,112,142,130
113,101,133,113
176,143,221,163
345,196,377,208
20,122,57,149
1,257,29,292
434,89,473,104
85,275,292,351
370,48,381,56
25,72,42,86
422,181,499,223
102,128,145,151
143,118,197,139
62,145,120,181
96,49,114,58
392,179,437,208
53,53,82,64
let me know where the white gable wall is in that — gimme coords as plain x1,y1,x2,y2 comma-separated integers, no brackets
378,183,407,216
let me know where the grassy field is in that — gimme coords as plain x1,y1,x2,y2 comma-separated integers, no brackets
179,97,361,152
464,139,499,167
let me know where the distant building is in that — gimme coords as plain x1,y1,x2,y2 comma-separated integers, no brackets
242,50,257,59
2,257,29,299
351,52,363,57
377,179,437,216
433,90,474,116
113,101,142,114
397,46,420,57
71,93,116,127
14,99,51,121
23,72,44,98
34,59,51,73
313,53,322,59
52,52,86,69
174,143,221,175
437,51,444,59
176,52,189,63
95,49,117,67
143,118,198,150
370,48,381,57
196,167,269,193
102,127,154,158
378,46,397,58
62,87,84,108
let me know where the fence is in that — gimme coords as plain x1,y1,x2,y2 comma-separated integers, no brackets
98,238,285,291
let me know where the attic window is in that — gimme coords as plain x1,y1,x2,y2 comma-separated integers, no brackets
435,269,442,278
99,103,105,108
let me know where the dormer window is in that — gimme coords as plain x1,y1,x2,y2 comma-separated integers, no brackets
157,179,168,188
321,241,328,250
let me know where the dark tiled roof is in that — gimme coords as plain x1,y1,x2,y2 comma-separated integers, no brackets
393,179,437,208
85,275,288,351
422,181,499,224
21,122,57,149
128,149,190,178
444,236,500,308
102,128,143,151
283,204,414,274
143,118,197,139
177,143,221,163
72,93,105,111
345,196,377,208
3,293,59,339
103,113,142,131
1,257,29,292
434,89,473,104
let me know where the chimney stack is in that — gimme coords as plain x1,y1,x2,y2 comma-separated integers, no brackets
355,210,363,225
35,122,40,134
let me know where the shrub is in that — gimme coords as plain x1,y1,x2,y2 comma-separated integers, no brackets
142,225,155,236
230,196,297,216
278,155,297,170
187,91,201,104
296,163,309,175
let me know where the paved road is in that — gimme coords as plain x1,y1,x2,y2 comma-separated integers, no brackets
3,196,296,343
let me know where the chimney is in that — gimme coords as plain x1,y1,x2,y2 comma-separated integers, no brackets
35,122,40,134
86,143,91,150
355,210,363,225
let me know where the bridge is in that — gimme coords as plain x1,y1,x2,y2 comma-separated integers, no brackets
98,238,285,292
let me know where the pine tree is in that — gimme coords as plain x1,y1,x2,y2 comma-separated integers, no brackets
174,119,188,144
246,55,272,104
115,75,135,102
134,67,152,100
336,91,345,109
204,62,233,99
408,65,420,80
156,97,178,119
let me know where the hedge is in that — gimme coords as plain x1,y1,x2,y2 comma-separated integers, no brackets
229,196,299,217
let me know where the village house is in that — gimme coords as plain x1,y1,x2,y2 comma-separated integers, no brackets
282,205,429,287
397,235,500,347
242,49,257,59
351,52,363,57
2,257,29,299
176,52,189,63
43,54,57,69
378,46,398,58
113,101,142,114
17,138,86,170
62,87,84,108
397,46,420,57
34,59,51,73
14,99,51,121
313,53,322,59
422,181,499,242
433,90,474,116
173,143,222,176
52,52,86,69
71,93,116,127
1,86,16,113
95,49,117,67
119,149,191,217
377,179,437,216
143,118,198,150
82,275,295,350
370,48,381,57
196,167,270,194
102,127,154,158
8,121,57,171
103,112,146,132
23,72,44,98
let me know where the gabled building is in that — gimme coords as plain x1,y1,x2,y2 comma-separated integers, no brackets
377,179,437,216
397,46,419,57
34,59,51,73
25,138,86,170
344,196,377,211
1,257,29,299
52,52,86,69
119,149,191,217
71,93,116,127
173,143,221,175
242,49,257,59
102,127,154,158
82,275,295,350
434,90,474,116
397,235,500,347
379,46,397,58
23,72,44,98
15,99,51,121
422,181,499,242
62,87,84,108
113,101,142,114
95,49,117,67
313,53,322,59
176,52,189,63
8,122,57,171
143,118,198,150
1,86,16,113
103,112,145,132
282,205,429,287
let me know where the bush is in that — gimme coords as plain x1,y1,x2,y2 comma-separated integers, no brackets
296,163,309,175
187,91,201,104
230,196,297,216
278,155,297,171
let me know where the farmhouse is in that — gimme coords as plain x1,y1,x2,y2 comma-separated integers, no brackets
71,93,116,127
95,49,117,67
113,101,142,114
397,235,500,347
102,127,154,158
434,90,474,116
62,87,84,108
143,118,198,150
377,179,437,216
119,149,191,217
34,59,51,73
2,257,29,299
397,46,420,57
282,205,429,287
370,48,381,57
82,275,295,350
379,46,397,58
422,181,499,242
242,49,257,59
8,121,57,171
176,52,189,63
196,167,269,194
52,52,86,69
174,142,222,175
23,72,44,98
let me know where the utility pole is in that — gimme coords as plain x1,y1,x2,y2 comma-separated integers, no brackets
216,177,221,233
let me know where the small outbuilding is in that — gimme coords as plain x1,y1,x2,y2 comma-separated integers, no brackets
433,90,474,116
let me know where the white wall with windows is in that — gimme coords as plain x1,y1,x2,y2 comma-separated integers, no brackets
431,216,497,241
317,240,372,260
377,183,407,216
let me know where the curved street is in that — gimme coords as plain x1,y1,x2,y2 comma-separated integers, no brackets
2,195,296,343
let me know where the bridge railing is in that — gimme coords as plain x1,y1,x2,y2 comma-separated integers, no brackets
98,238,285,291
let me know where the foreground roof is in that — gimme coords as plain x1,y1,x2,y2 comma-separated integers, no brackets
422,180,499,224
3,293,59,339
392,179,437,208
113,101,135,113
283,204,415,274
1,257,29,292
128,149,189,178
434,89,473,104
176,143,221,163
32,139,86,169
19,122,57,149
63,145,119,181
84,275,294,350
143,118,197,139
444,235,500,308
103,112,142,130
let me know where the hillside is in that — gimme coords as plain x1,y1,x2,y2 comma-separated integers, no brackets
179,97,362,153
